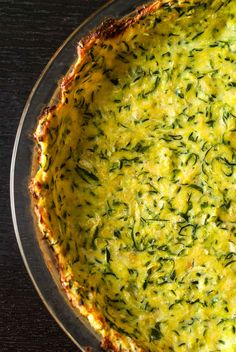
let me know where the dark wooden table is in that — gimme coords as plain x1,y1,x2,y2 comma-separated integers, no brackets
0,1,107,351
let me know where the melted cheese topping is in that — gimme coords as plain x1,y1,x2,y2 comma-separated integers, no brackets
33,0,236,350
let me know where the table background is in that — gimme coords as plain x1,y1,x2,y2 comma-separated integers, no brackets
0,1,107,351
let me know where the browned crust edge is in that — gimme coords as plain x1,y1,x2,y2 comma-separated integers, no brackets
30,1,170,351
61,0,164,92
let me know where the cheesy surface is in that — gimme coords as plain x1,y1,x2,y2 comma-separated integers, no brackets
33,0,236,350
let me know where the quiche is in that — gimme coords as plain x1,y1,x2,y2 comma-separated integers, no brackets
31,0,236,351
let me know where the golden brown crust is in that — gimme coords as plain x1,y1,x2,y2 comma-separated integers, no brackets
33,106,56,142
101,337,119,352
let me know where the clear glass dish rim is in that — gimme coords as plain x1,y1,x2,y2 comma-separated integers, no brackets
10,0,153,350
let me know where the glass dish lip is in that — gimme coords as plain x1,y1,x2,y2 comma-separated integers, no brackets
10,0,153,350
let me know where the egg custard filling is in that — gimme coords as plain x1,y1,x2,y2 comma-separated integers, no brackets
32,0,236,350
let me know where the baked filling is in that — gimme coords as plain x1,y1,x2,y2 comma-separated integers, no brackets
32,0,236,350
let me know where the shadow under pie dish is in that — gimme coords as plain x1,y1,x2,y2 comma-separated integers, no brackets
28,0,236,351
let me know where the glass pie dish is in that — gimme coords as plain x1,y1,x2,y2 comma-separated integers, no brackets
10,1,153,351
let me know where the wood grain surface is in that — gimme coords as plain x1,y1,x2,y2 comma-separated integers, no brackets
0,1,107,351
